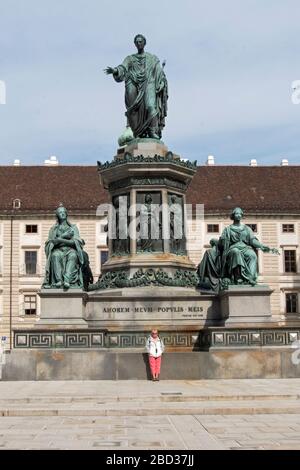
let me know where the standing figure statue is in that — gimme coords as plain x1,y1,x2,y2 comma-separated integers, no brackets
169,194,185,254
43,205,84,289
197,207,279,291
138,194,161,252
111,195,130,256
104,34,168,139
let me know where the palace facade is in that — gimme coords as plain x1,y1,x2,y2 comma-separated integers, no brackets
0,163,299,348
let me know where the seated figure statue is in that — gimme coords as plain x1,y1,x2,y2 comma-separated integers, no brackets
43,205,84,290
197,207,279,291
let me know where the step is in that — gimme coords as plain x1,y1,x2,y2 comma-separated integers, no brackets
1,399,300,416
0,393,299,405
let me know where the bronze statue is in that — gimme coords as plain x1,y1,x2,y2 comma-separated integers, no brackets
43,205,84,289
82,243,94,292
197,238,221,291
198,207,279,291
104,34,168,140
169,194,185,254
112,195,130,256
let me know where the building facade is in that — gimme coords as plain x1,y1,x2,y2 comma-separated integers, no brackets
0,164,299,349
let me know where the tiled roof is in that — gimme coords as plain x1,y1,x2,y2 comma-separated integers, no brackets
0,165,299,215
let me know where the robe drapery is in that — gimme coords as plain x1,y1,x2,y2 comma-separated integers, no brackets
43,222,84,288
220,224,258,284
197,243,221,291
113,52,168,138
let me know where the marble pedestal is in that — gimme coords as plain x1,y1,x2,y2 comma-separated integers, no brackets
85,286,220,328
36,285,274,330
220,285,273,325
37,289,87,327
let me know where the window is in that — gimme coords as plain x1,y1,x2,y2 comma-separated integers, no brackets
246,224,257,232
100,250,108,267
284,250,297,273
25,251,37,275
12,199,21,210
207,224,219,233
24,295,37,315
25,224,38,234
282,224,295,233
286,293,298,314
100,219,108,233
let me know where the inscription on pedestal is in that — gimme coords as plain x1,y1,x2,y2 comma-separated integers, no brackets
85,298,218,324
102,304,204,318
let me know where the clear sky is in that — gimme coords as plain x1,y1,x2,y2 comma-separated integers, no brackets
0,0,300,166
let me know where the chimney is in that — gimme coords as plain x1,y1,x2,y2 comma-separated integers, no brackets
249,159,258,166
44,155,59,166
206,155,215,166
13,159,21,166
281,158,289,166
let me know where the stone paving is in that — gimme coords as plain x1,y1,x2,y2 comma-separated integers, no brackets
1,379,300,449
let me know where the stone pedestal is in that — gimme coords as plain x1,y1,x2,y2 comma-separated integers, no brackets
116,138,173,159
37,289,87,327
85,286,220,328
220,285,273,325
97,140,197,284
101,253,195,277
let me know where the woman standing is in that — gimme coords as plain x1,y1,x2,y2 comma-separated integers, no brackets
146,329,165,381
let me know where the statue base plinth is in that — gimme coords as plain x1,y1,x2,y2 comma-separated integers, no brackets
101,253,196,277
36,289,87,327
116,139,175,159
220,285,273,325
85,286,220,328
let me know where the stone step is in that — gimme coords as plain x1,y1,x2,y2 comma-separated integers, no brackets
1,398,300,416
0,393,299,405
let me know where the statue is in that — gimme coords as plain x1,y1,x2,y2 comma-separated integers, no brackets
43,205,84,289
197,207,279,291
197,238,221,291
82,243,94,292
111,195,130,256
137,193,161,252
104,34,168,140
169,194,185,254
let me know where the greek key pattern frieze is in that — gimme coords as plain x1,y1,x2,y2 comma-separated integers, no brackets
211,329,300,348
13,328,300,350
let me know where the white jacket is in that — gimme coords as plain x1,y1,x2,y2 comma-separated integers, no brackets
145,335,165,358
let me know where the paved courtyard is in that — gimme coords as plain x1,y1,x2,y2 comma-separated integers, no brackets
1,379,300,450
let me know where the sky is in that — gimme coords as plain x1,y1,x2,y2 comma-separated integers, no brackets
0,0,300,166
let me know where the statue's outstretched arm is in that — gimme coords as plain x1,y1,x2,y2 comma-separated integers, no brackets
104,67,117,75
251,237,280,254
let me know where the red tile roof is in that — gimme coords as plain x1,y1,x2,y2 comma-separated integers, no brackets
0,165,299,215
188,165,300,214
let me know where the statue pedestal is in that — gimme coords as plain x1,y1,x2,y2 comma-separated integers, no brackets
85,286,220,328
116,138,172,159
220,285,273,325
36,289,87,327
101,253,195,277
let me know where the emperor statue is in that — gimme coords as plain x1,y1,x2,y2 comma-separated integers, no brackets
104,34,168,140
198,207,279,291
43,205,84,290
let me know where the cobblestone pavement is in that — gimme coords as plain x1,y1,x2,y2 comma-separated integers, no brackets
1,379,300,449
